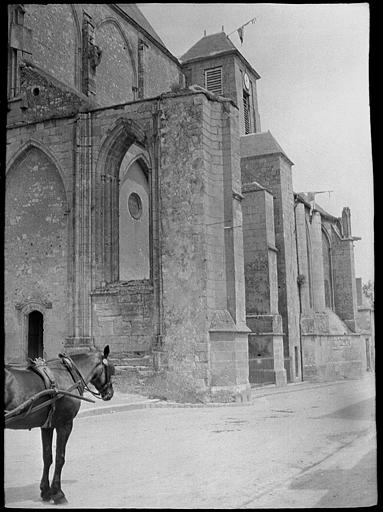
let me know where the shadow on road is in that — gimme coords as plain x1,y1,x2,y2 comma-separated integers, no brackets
289,449,377,507
5,479,77,505
321,397,375,421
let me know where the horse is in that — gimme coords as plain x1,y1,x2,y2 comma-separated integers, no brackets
4,345,114,505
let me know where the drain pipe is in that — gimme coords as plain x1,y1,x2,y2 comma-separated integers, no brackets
294,196,304,381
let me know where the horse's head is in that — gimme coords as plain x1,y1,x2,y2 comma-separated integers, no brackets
90,345,115,401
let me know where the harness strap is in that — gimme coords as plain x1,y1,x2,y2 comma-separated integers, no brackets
59,353,86,395
29,357,56,388
28,357,57,428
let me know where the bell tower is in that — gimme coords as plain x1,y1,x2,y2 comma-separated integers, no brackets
180,31,261,135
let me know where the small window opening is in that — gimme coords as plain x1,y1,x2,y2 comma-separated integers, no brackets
28,310,44,360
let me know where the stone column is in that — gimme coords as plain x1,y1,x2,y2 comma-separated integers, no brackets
332,236,359,331
355,277,363,307
242,182,287,386
209,99,250,397
310,211,326,312
295,201,311,311
66,112,93,350
222,101,248,331
240,132,301,382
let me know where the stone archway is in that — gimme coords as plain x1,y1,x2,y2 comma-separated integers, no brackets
5,145,69,362
95,118,148,284
91,117,156,356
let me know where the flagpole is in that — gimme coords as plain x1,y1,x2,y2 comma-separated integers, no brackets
227,17,256,38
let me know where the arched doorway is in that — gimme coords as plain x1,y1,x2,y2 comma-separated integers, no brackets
28,310,44,359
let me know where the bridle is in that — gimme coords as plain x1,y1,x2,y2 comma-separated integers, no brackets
59,353,113,400
92,357,114,398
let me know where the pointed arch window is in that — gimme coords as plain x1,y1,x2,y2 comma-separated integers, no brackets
322,228,334,310
305,221,314,309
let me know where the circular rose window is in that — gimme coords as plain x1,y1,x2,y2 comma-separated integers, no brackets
128,192,142,220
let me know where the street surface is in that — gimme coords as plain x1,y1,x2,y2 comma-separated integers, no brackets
4,374,376,508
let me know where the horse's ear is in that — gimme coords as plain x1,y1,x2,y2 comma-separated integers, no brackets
103,345,110,359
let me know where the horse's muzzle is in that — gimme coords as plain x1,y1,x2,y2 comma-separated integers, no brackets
101,387,114,401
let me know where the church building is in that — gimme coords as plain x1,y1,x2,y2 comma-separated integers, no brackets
5,4,369,399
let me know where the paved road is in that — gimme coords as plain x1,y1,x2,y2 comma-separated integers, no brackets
4,375,376,509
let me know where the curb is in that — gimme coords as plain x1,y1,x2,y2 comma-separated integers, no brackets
78,399,163,418
77,376,374,418
251,378,357,399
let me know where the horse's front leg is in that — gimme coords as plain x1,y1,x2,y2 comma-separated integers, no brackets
40,427,54,501
50,421,73,505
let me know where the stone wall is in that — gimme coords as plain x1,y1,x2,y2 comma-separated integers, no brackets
302,334,365,381
93,18,137,106
91,280,154,354
12,4,181,108
5,145,70,362
242,185,278,315
25,4,80,89
300,305,366,380
8,63,89,126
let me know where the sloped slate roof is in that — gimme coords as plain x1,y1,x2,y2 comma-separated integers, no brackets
295,193,338,221
116,4,166,46
240,131,294,165
180,32,237,62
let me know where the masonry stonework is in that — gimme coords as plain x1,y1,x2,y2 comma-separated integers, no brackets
5,146,69,362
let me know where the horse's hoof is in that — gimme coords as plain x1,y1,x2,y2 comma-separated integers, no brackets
40,490,52,501
52,492,68,505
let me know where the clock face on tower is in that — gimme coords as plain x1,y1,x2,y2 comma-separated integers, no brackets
243,72,250,91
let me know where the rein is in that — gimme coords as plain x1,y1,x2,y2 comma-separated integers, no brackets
58,353,109,400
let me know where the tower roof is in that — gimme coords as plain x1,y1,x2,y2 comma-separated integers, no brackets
180,32,237,62
240,131,294,165
180,31,260,79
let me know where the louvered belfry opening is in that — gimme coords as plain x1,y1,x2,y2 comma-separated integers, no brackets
243,91,250,134
204,67,222,95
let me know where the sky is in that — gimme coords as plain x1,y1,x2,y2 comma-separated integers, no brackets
138,2,373,284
